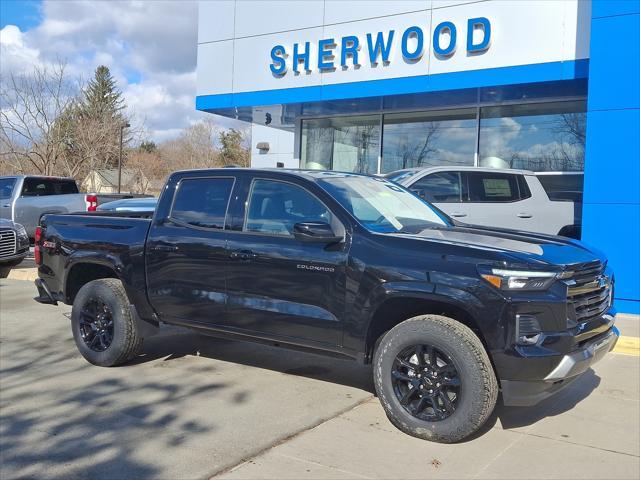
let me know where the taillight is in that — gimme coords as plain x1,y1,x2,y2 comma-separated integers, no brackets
86,194,98,212
34,226,42,265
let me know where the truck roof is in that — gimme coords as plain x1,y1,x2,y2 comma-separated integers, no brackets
171,167,373,182
0,174,77,181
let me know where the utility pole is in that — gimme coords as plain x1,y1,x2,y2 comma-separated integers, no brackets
118,122,130,193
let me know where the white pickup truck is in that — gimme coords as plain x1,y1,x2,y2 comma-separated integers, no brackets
385,167,582,238
0,175,146,239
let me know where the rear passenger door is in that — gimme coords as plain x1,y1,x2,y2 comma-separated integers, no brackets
146,174,236,326
461,172,539,232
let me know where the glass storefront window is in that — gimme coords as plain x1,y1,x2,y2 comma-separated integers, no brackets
381,109,477,173
300,116,380,174
478,101,586,171
300,100,587,175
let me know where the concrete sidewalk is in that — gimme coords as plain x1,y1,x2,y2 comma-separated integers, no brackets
219,350,640,480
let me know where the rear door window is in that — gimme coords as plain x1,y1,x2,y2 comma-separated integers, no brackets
410,172,462,202
0,178,16,200
465,172,520,202
170,177,234,229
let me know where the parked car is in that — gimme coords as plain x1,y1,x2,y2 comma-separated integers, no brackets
0,218,30,266
33,168,618,443
385,167,581,238
0,175,151,239
97,197,158,212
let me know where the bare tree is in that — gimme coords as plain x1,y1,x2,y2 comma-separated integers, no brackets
0,62,80,175
398,122,441,169
158,119,221,171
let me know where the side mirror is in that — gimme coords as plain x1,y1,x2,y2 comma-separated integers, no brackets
293,222,343,244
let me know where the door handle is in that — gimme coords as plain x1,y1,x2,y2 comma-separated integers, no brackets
517,213,533,218
151,244,178,252
450,212,467,218
230,250,257,260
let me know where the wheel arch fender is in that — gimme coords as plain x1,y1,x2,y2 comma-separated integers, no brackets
64,254,159,337
64,252,125,302
362,282,489,363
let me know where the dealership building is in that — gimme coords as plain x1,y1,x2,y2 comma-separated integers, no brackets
196,0,639,313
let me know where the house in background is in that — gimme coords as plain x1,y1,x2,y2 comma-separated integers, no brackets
82,168,148,194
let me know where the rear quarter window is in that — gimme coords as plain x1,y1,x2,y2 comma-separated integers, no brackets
536,174,584,202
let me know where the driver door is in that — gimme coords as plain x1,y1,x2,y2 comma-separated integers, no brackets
225,177,348,346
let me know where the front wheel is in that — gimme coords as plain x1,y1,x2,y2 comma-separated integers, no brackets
373,314,498,443
71,278,143,366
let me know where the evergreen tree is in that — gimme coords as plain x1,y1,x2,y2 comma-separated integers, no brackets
83,66,125,119
219,129,250,167
58,66,131,174
139,140,157,153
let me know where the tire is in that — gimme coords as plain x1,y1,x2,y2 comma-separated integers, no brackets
71,278,143,367
373,314,498,443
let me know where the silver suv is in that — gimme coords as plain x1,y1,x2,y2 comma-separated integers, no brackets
386,167,582,238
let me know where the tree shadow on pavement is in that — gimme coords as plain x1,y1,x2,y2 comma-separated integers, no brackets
1,316,374,479
0,329,222,479
130,325,375,393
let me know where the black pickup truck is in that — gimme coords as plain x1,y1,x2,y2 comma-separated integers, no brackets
34,168,619,443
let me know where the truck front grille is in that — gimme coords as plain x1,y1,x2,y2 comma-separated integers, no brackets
0,229,17,259
566,261,612,326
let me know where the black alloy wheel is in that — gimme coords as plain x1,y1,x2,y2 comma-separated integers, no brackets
78,297,114,352
391,344,461,421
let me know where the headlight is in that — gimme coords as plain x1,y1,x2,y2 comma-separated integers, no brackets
479,267,559,291
15,223,28,241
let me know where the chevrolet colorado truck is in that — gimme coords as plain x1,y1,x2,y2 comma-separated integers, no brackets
33,168,619,443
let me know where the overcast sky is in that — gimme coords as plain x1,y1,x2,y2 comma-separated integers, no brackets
0,0,244,143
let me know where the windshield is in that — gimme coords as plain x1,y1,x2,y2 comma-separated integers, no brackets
318,174,450,233
0,178,16,200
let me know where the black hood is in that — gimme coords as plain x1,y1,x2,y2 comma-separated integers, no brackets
391,224,605,269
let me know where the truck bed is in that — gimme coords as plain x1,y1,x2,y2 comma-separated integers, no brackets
37,213,152,306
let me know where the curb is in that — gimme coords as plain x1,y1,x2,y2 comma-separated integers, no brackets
613,336,640,357
6,268,38,282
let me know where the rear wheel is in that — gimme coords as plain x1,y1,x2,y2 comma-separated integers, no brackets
373,314,498,443
71,278,143,366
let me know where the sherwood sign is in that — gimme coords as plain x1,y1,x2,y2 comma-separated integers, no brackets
269,17,491,76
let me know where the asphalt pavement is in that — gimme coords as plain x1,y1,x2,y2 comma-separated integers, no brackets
1,278,639,480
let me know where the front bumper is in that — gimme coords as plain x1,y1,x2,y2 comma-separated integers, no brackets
0,248,28,264
501,324,619,406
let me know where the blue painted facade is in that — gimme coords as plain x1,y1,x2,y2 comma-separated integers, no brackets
196,1,639,313
582,0,640,314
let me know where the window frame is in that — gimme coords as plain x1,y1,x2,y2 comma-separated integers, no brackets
241,177,339,239
168,175,236,232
